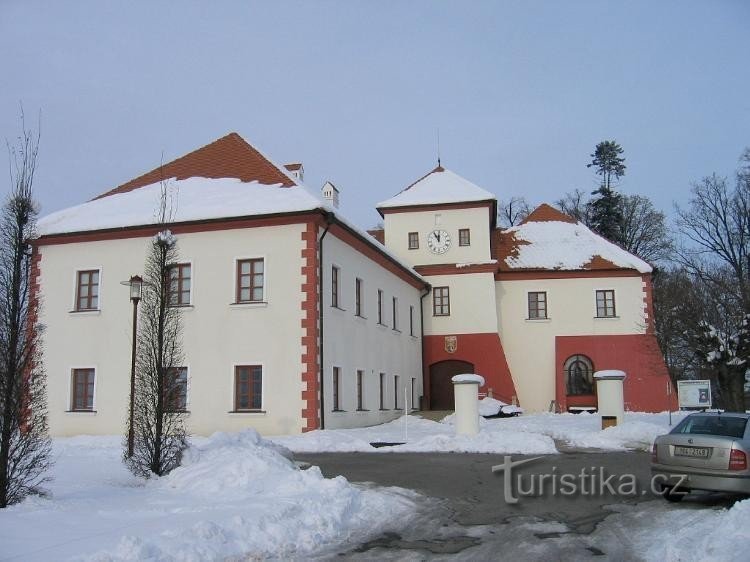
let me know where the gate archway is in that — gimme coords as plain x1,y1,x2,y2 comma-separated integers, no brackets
429,360,475,410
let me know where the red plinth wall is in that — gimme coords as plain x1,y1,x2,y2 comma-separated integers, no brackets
555,334,677,413
423,333,517,406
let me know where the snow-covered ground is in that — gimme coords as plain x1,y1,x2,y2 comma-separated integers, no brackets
271,410,688,454
0,430,418,561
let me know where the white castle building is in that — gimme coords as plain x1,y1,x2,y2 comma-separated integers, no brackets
33,133,675,437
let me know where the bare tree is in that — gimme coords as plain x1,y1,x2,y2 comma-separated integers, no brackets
673,150,750,410
498,196,532,228
124,181,188,477
620,194,673,263
0,114,50,507
555,189,593,225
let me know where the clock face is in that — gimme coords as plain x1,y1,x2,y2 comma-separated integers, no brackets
427,229,451,254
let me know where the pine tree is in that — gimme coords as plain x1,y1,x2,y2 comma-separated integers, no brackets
587,140,626,244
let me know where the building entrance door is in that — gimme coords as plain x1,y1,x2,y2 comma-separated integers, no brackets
429,360,474,410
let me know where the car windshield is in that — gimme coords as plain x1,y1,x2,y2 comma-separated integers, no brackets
672,415,748,439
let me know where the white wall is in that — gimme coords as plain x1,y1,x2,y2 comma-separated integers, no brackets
322,231,424,429
422,272,499,335
496,275,647,412
39,223,307,437
383,207,492,265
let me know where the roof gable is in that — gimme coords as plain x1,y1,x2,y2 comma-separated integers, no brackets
377,166,496,211
520,203,577,224
94,132,296,200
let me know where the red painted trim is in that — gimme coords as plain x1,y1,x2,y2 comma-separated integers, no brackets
300,219,321,431
328,223,427,290
495,269,643,281
378,200,495,215
555,334,677,413
423,333,517,406
415,262,498,276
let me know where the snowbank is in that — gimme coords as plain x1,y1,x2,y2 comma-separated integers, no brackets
0,431,417,561
478,397,524,417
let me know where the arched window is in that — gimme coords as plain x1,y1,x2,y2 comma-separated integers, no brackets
564,355,594,395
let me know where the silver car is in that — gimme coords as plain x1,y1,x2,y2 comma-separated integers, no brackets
651,412,750,501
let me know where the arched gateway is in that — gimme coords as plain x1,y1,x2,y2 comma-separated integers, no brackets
429,360,474,410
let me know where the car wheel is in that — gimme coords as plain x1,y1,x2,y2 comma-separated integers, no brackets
661,484,687,502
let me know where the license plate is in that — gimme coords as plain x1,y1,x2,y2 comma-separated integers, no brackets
674,446,710,458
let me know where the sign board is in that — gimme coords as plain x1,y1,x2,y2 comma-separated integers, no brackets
677,380,712,409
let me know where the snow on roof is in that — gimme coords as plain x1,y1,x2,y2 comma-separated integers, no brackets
500,211,652,273
36,177,326,236
377,166,496,210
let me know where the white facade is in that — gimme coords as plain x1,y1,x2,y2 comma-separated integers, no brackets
321,231,423,429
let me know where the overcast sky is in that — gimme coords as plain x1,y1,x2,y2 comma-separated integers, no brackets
1,1,748,228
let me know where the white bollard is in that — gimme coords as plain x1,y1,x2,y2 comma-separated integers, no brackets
452,374,484,436
594,370,626,428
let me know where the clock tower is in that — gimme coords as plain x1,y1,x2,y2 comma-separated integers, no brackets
376,166,517,409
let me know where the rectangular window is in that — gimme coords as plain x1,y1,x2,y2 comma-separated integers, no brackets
331,265,340,308
357,370,364,410
333,366,341,411
168,264,191,306
355,278,363,316
394,375,399,409
459,228,471,246
164,367,188,412
596,290,616,318
234,365,263,411
527,291,547,319
409,306,415,336
392,297,398,330
76,270,100,311
236,259,264,303
433,286,450,316
71,368,95,411
408,232,419,250
379,372,386,409
377,289,384,324
411,378,416,409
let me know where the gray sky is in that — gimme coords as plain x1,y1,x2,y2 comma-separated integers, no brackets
1,1,748,229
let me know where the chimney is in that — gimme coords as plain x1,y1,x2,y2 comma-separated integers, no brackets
321,181,340,209
283,162,304,182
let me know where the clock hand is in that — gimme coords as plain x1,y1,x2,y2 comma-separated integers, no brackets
435,231,441,243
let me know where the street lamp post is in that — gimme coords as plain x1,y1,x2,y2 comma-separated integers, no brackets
124,275,143,457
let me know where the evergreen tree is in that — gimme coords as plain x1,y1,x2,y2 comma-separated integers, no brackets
587,140,626,244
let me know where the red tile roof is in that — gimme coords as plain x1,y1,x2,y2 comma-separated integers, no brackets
520,203,577,225
94,132,295,200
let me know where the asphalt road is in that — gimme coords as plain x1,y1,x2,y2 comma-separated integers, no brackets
297,451,737,560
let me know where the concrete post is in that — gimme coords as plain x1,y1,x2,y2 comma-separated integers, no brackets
452,374,484,436
594,370,626,428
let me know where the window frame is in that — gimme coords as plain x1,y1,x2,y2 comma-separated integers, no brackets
235,257,266,304
564,355,595,396
409,305,415,336
595,289,617,318
164,366,189,412
527,291,548,320
331,265,340,308
332,366,342,411
458,228,471,247
233,364,264,412
168,262,192,307
377,289,384,325
355,278,364,317
74,268,101,312
408,232,419,250
392,296,399,331
393,375,400,409
432,286,451,316
356,369,365,411
70,367,96,412
379,372,387,410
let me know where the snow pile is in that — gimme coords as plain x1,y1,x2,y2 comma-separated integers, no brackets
377,168,496,208
272,415,557,455
504,220,652,273
478,397,524,417
588,498,750,561
0,431,418,561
